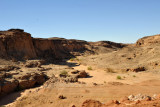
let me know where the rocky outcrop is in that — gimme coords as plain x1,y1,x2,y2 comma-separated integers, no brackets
0,71,47,97
0,29,37,59
0,29,126,61
136,34,160,46
0,29,87,60
17,72,46,89
126,67,146,72
1,79,18,94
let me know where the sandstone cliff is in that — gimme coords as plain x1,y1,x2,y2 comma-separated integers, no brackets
0,29,37,59
0,29,126,60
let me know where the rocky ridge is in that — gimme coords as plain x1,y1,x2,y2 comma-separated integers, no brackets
0,29,126,61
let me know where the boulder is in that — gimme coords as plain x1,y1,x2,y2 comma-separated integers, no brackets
58,95,66,99
1,79,18,94
19,79,36,89
78,70,88,78
33,73,46,85
17,73,46,89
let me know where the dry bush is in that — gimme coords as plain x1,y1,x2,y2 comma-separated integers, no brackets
105,68,115,73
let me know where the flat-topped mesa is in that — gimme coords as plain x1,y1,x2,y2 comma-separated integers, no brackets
136,34,160,46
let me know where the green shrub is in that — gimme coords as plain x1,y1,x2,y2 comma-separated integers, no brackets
70,57,79,61
133,75,136,77
88,66,93,70
70,58,75,61
117,75,122,80
60,70,68,77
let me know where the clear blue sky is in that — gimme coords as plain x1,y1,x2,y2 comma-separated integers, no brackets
1,0,160,43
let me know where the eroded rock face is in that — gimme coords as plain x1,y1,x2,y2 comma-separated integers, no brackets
0,29,126,60
0,71,47,97
18,79,36,90
33,38,87,60
0,29,37,59
0,29,87,60
136,34,160,46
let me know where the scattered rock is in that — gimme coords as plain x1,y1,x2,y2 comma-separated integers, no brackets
58,95,66,99
114,100,120,104
93,83,98,86
126,67,146,72
0,65,20,71
60,76,78,83
145,96,152,101
128,94,152,101
78,70,88,78
25,61,41,68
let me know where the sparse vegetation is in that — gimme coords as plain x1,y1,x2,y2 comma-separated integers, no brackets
104,81,106,84
70,58,75,61
87,66,93,70
105,68,115,73
70,57,79,61
60,70,68,77
117,75,122,80
133,75,136,77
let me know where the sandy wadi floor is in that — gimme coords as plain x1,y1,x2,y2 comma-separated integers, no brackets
1,59,160,107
